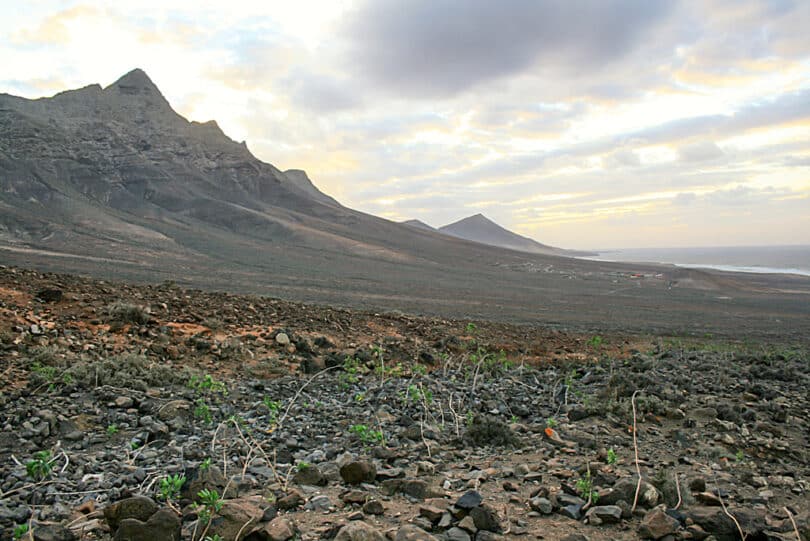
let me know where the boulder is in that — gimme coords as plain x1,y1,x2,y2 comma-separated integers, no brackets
113,508,180,541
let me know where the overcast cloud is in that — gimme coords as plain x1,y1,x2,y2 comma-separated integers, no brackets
1,0,808,248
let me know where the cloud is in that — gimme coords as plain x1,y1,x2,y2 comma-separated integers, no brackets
11,5,103,46
678,141,724,162
283,69,362,112
343,0,674,98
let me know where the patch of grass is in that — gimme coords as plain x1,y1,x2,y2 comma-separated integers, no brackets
263,397,282,425
576,471,599,503
106,424,119,436
188,374,228,396
401,384,433,404
13,524,28,540
349,424,384,446
607,448,617,465
588,335,604,349
107,302,150,325
26,450,55,481
464,415,518,448
296,461,310,471
194,399,213,424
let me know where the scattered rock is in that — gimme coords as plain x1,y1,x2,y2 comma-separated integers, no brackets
638,507,681,539
334,521,386,541
395,524,439,541
113,508,180,541
586,505,622,524
103,496,158,531
455,491,483,510
340,461,377,485
260,517,296,541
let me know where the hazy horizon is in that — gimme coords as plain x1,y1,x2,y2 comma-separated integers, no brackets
2,1,809,250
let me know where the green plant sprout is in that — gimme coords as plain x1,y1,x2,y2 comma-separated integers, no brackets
26,450,55,481
349,424,384,445
158,474,186,501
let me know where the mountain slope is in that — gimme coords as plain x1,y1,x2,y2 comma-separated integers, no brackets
401,219,436,231
3,69,805,337
439,214,591,256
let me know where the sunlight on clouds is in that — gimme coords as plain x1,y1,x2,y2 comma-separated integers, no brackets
11,5,101,45
720,124,810,152
636,145,678,165
3,1,809,248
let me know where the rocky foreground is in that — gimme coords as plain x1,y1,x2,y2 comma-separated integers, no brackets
0,267,807,540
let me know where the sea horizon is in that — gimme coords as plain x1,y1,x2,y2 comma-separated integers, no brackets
578,244,810,277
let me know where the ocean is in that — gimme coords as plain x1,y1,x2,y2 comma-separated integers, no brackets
580,245,810,277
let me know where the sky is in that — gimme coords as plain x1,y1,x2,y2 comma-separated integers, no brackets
2,0,809,250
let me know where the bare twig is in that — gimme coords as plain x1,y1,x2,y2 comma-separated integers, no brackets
277,365,342,428
674,473,682,510
419,418,431,458
235,517,257,541
714,477,747,541
65,510,103,528
631,390,642,513
783,506,800,541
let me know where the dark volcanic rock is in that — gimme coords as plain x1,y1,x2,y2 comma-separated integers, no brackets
103,496,158,531
455,491,483,510
113,508,180,541
340,461,377,485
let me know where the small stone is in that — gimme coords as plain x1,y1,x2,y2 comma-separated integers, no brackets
395,524,439,541
689,478,707,493
277,490,304,510
262,517,296,541
113,509,180,541
586,505,622,524
363,500,384,515
293,464,327,486
103,496,158,531
458,516,477,533
419,505,445,523
447,527,472,541
306,494,333,511
343,490,369,504
470,505,501,532
335,521,386,541
560,504,583,520
529,497,552,515
114,396,134,408
24,522,77,541
456,491,483,510
341,461,377,485
638,508,681,539
275,332,291,345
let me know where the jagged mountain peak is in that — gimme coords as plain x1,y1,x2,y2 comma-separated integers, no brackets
103,68,172,111
108,68,158,91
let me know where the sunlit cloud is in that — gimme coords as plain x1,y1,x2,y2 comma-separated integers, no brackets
2,0,809,248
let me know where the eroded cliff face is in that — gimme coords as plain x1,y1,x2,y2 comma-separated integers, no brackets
0,68,338,222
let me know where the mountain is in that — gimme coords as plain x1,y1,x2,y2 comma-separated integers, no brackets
439,214,591,256
3,69,805,335
401,219,436,231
